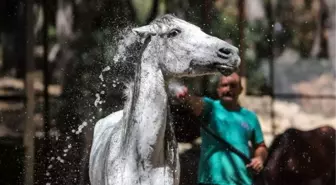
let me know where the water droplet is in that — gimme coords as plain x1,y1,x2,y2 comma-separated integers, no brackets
99,73,104,82
102,66,111,72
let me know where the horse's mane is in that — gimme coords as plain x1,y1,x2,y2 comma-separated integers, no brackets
111,14,176,85
116,14,179,103
149,14,178,26
115,15,179,173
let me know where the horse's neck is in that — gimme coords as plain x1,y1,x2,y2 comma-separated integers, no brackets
135,63,167,128
126,59,168,164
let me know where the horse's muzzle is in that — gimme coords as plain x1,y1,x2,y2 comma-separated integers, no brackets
214,63,237,76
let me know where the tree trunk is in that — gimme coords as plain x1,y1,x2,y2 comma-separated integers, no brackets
265,0,276,136
127,0,137,23
238,0,246,95
318,0,329,58
53,0,75,86
1,0,23,77
23,0,36,184
325,0,335,67
146,0,160,23
310,0,322,57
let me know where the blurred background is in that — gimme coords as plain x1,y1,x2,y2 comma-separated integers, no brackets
0,0,335,184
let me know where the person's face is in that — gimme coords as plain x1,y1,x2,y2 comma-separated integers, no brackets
216,73,242,103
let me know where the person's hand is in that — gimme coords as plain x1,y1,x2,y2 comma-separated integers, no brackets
168,81,189,101
246,157,264,173
176,86,188,99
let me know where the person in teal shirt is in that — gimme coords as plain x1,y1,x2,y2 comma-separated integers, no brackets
175,72,268,185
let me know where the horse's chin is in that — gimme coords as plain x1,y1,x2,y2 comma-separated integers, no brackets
211,61,237,76
216,65,236,76
186,60,238,77
174,68,233,78
176,70,218,78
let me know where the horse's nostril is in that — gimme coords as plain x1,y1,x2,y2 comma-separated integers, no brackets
219,48,233,55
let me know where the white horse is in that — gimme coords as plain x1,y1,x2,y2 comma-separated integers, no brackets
89,14,241,185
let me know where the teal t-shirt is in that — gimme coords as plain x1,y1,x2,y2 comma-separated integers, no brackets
198,97,264,185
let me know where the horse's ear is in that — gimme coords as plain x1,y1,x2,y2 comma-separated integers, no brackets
132,25,157,38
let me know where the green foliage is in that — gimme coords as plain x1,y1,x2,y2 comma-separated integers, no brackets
245,20,270,94
48,26,56,39
275,0,320,57
210,6,270,94
211,13,239,44
132,0,153,24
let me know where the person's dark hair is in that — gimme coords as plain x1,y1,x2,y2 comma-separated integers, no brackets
215,72,242,88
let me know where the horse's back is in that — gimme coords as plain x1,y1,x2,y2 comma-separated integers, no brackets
89,110,124,185
263,126,335,185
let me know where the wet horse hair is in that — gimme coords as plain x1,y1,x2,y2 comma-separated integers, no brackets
257,126,335,185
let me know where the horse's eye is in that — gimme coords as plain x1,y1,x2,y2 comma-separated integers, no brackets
167,29,181,38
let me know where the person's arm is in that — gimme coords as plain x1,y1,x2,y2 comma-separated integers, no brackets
246,114,268,172
253,142,268,162
176,87,217,129
247,142,268,172
168,81,210,117
178,90,204,117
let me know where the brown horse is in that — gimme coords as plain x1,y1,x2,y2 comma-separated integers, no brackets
255,126,335,185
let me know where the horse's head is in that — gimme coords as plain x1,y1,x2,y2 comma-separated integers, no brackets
132,14,240,77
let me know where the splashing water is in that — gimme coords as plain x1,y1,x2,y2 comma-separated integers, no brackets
45,64,116,184
94,93,102,107
45,25,140,185
71,122,88,135
99,66,112,82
